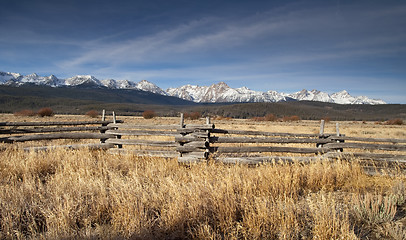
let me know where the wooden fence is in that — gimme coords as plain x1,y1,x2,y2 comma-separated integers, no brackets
105,116,406,165
0,111,123,151
1,114,405,166
105,114,214,159
174,118,406,164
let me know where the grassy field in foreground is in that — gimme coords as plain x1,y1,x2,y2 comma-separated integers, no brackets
0,148,405,239
0,114,405,239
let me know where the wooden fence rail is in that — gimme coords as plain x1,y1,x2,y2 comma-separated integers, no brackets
0,111,122,147
329,136,406,144
1,114,405,166
0,120,122,127
0,126,111,134
7,133,114,142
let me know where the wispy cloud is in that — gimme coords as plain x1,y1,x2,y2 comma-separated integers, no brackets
58,1,406,72
1,0,405,103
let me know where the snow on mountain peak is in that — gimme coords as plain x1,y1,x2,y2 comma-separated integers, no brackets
135,80,167,95
167,82,288,103
0,71,387,104
21,73,41,83
0,71,23,84
166,83,385,104
100,79,128,89
337,90,349,95
27,73,39,78
65,75,101,87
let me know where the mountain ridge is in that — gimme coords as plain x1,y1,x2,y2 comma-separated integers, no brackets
0,71,386,105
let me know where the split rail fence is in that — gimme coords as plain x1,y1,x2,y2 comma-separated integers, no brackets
175,118,406,164
1,114,406,166
0,111,122,151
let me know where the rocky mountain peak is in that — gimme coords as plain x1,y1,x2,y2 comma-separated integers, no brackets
136,80,167,95
65,75,101,87
0,71,387,104
27,73,39,78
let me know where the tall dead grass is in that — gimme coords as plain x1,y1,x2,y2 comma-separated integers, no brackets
0,147,405,239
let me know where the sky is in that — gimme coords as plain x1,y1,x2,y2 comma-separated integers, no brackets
0,0,405,103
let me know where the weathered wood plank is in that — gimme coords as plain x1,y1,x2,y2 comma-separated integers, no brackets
328,136,406,144
177,125,216,134
177,145,325,154
213,146,326,154
180,113,184,128
175,136,206,143
0,126,111,134
107,123,179,130
106,129,178,136
106,138,178,147
108,123,213,131
181,152,209,158
182,141,210,148
0,120,122,127
211,129,321,138
180,132,210,138
320,119,325,135
7,133,114,142
209,136,331,144
183,124,215,129
324,142,406,151
23,143,114,151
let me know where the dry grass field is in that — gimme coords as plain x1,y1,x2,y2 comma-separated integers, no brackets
0,114,405,239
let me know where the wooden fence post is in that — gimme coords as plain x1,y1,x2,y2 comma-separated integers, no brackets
100,109,107,143
319,119,325,136
336,122,340,137
101,109,106,121
176,115,212,162
179,113,185,157
317,119,326,148
336,122,343,152
112,111,117,124
205,117,211,160
111,111,122,148
180,113,184,128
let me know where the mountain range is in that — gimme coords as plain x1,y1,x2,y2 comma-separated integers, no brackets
0,71,386,105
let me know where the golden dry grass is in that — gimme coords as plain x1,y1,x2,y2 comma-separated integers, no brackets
1,114,406,239
0,147,405,239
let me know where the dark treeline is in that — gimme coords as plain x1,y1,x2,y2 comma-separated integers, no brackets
192,102,406,121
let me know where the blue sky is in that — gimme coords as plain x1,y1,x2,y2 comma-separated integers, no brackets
0,0,405,103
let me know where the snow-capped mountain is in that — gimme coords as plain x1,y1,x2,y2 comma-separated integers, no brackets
0,72,23,84
64,75,101,87
166,82,288,103
0,71,166,94
166,82,386,105
21,73,63,87
288,89,385,105
0,71,386,104
100,79,137,89
330,90,386,105
289,89,334,103
135,80,167,95
99,79,166,94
